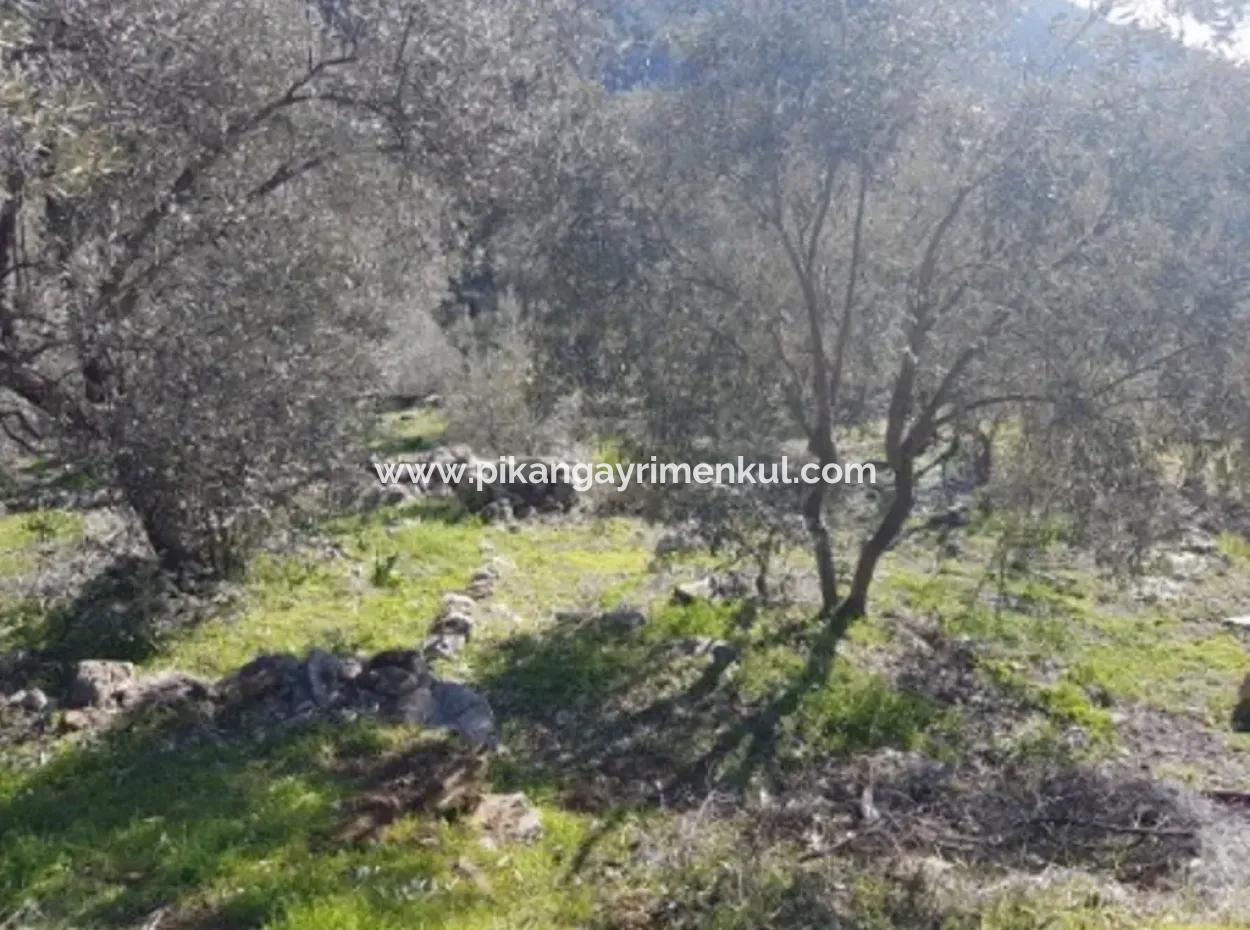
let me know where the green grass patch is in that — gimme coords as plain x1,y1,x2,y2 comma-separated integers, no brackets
793,659,951,756
367,407,446,457
0,724,597,930
1217,530,1250,564
0,509,84,578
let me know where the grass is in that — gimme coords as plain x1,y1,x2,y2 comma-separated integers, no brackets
0,724,600,930
2,411,1249,929
0,509,84,580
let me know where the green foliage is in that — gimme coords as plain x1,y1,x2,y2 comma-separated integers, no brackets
0,726,596,930
0,510,84,578
1217,531,1250,564
643,600,738,643
794,660,948,756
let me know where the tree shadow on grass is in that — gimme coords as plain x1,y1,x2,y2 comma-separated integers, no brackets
4,556,191,673
0,716,383,929
473,600,827,813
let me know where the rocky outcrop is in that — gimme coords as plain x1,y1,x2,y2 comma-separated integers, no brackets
3,643,498,750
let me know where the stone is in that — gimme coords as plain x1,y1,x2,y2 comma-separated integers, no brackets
366,649,429,676
481,499,514,524
673,637,738,664
1134,576,1182,604
466,579,494,600
422,633,468,660
14,688,49,712
1162,551,1207,581
429,680,497,748
70,660,136,709
60,708,103,732
441,593,477,616
431,612,474,639
387,685,438,725
599,607,646,633
672,577,714,605
362,665,426,697
306,649,348,708
1180,529,1219,555
229,653,301,702
471,792,543,847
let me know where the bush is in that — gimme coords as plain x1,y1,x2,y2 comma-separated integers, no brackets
440,293,581,456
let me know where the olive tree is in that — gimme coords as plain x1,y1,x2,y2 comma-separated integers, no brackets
532,0,1250,627
0,0,599,574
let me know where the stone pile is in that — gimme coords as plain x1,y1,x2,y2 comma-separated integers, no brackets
2,646,498,749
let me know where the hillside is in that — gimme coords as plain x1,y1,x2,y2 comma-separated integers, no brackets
1,408,1248,930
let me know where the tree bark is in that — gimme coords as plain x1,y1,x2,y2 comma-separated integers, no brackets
804,479,838,614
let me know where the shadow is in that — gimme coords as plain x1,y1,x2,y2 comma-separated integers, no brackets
1,458,109,510
0,710,390,929
7,556,192,669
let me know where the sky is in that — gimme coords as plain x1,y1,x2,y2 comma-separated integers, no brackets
1108,0,1250,62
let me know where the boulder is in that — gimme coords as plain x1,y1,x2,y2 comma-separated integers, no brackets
70,660,136,709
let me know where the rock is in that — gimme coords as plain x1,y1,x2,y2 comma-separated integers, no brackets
431,612,474,639
672,577,714,605
481,499,514,524
366,649,429,676
673,637,738,664
13,688,49,712
471,792,543,847
387,685,438,725
1223,615,1250,630
1134,576,1182,604
60,708,104,732
362,665,427,697
1181,529,1219,555
466,578,494,600
135,673,217,725
1162,551,1207,581
441,593,477,616
599,606,646,633
711,572,754,601
306,649,350,708
229,653,301,702
70,660,136,709
422,633,468,660
429,680,497,748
